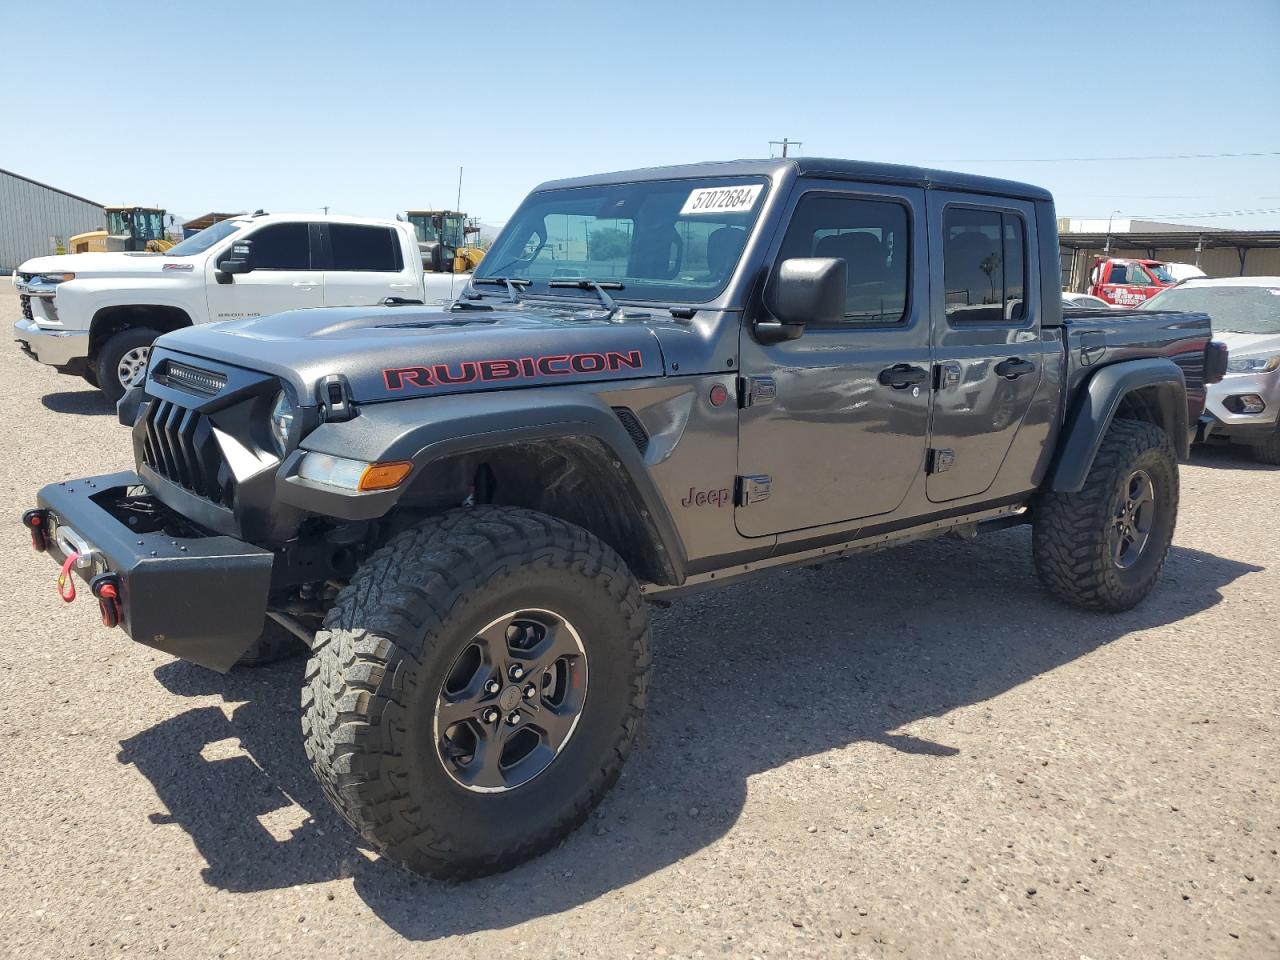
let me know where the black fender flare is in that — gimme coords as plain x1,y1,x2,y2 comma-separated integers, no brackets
276,388,688,583
1047,358,1188,493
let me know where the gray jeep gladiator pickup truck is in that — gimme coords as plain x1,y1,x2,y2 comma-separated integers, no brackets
22,158,1226,879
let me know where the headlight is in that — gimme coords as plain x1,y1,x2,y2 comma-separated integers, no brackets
39,273,75,282
269,390,296,454
1226,354,1280,374
297,452,413,492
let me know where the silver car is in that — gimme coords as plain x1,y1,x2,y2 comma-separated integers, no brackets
1140,276,1280,463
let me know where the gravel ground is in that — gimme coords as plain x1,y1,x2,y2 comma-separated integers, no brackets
0,287,1275,959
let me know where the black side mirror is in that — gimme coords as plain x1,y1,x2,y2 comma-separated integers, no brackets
220,240,254,276
756,257,847,343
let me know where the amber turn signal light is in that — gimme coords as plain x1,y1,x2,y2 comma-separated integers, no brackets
358,461,414,491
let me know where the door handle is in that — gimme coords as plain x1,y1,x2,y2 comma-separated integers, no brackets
389,282,416,288
878,364,928,389
292,281,317,289
994,358,1035,380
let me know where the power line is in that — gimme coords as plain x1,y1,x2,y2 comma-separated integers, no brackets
1075,206,1280,222
953,150,1280,164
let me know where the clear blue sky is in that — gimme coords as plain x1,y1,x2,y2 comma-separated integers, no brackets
4,0,1278,230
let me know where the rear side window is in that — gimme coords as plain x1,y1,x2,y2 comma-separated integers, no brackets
329,224,404,272
771,194,910,325
245,222,312,270
943,207,1027,323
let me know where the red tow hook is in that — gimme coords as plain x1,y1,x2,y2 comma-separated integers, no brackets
90,574,122,629
22,509,49,552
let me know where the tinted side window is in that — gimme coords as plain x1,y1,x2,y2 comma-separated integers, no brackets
330,224,403,272
772,194,910,325
943,207,1027,322
245,223,311,270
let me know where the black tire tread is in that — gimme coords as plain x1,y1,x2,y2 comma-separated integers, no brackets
1033,418,1178,612
1252,428,1280,465
301,505,649,880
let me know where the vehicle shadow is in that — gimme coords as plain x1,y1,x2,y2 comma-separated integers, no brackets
1190,443,1277,470
40,389,115,417
117,529,1261,941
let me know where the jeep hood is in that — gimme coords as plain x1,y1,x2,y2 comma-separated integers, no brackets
19,251,187,279
152,305,667,403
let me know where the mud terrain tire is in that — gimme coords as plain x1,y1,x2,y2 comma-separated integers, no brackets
302,506,650,879
1034,418,1179,612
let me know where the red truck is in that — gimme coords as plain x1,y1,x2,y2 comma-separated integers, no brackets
1088,256,1179,307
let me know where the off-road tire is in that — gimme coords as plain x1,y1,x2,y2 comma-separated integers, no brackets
1251,427,1280,465
95,327,158,403
1033,418,1179,612
302,506,650,880
234,618,309,668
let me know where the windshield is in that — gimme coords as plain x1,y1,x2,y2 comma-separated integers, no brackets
165,219,244,256
408,215,438,243
476,176,769,304
1140,284,1280,334
109,210,165,240
1146,263,1175,284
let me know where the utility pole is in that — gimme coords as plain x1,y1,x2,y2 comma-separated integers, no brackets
322,206,329,215
769,138,802,158
456,167,463,212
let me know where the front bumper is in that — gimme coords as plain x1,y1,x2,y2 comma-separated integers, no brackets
14,316,89,368
1201,369,1280,441
29,472,274,672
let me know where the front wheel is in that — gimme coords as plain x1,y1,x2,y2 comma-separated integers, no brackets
302,507,650,879
1251,425,1280,465
1033,418,1179,612
95,327,158,403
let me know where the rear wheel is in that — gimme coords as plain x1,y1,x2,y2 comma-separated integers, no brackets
302,506,650,879
1033,418,1178,611
95,327,158,403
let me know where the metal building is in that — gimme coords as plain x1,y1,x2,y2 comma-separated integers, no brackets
0,168,104,272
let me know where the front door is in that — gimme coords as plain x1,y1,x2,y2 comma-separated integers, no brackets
925,194,1044,503
736,183,931,537
204,221,323,323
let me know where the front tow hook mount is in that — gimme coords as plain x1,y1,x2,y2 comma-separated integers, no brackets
22,509,49,552
90,573,122,629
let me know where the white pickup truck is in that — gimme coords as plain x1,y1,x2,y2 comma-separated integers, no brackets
14,212,469,400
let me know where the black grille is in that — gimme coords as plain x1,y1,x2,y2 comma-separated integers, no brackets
140,399,230,505
612,407,649,454
19,295,32,321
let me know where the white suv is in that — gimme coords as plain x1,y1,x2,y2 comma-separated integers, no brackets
1141,276,1280,462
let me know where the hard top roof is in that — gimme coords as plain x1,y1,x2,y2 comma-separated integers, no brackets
534,157,1053,202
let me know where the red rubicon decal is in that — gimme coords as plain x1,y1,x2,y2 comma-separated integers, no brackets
384,350,645,391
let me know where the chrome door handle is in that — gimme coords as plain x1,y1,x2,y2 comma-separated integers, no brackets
292,281,317,289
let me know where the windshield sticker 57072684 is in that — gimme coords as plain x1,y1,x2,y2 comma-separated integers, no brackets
680,184,764,216
383,349,646,391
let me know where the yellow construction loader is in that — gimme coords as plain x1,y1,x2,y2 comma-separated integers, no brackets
69,206,175,253
405,209,485,273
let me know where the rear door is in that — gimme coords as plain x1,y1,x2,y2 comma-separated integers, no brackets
321,223,420,306
203,221,323,322
735,182,931,537
925,194,1044,502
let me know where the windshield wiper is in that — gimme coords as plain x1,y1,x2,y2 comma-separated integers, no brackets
472,276,531,303
548,278,624,316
